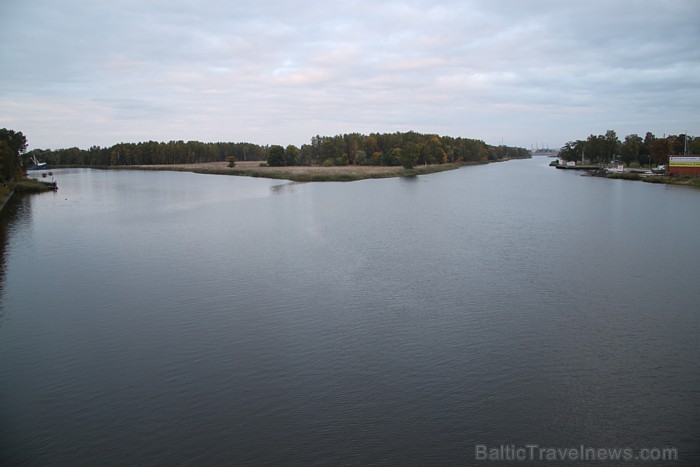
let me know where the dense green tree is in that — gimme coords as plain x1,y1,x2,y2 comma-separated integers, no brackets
585,135,605,163
310,135,322,160
0,128,28,155
385,147,401,166
620,134,642,165
320,140,338,164
298,144,314,166
580,131,620,164
669,134,691,155
603,130,620,162
0,142,20,183
649,139,670,166
0,128,28,182
363,135,379,157
343,133,361,165
690,137,700,155
267,145,285,167
640,132,655,160
423,136,446,165
400,143,420,169
284,145,299,166
559,140,583,162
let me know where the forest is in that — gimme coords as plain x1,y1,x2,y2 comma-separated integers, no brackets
23,131,530,169
559,131,698,166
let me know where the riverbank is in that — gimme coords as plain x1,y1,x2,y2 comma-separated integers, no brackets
86,160,504,182
601,172,700,187
12,179,56,193
0,185,13,212
1,179,55,213
552,163,700,188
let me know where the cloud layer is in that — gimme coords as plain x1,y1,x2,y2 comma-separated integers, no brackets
2,0,699,149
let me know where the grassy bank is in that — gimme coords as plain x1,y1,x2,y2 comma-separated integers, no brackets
102,160,493,182
604,172,700,187
12,179,54,193
1,179,54,213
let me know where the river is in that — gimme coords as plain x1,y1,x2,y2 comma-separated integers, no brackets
1,158,699,465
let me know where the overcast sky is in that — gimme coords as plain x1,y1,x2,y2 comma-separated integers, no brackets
1,0,698,150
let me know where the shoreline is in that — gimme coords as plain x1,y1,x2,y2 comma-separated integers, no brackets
601,172,700,187
0,187,14,212
1,179,55,214
551,164,700,188
57,159,518,182
131,161,466,182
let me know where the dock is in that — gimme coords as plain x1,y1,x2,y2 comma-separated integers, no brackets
40,180,58,191
555,165,602,171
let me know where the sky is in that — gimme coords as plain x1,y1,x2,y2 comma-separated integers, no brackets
1,0,699,151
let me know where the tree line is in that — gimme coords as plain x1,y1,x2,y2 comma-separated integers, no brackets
559,131,698,166
25,140,268,167
23,131,530,169
266,131,529,169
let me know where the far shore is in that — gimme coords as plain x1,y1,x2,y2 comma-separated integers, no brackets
74,160,507,182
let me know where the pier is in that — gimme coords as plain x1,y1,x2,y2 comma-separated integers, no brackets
555,165,602,171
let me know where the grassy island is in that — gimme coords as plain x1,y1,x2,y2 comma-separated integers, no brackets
118,160,494,182
26,130,531,182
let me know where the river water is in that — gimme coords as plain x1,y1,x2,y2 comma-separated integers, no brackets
1,158,699,465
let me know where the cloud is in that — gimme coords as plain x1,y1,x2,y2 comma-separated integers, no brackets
1,0,699,149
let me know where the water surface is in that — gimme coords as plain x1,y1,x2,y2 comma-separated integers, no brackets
1,160,699,465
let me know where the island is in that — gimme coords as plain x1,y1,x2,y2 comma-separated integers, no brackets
21,131,530,182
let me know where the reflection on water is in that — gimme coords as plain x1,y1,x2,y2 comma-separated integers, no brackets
0,194,26,324
270,181,299,195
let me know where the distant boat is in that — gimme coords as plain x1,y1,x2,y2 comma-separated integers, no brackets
28,155,48,170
